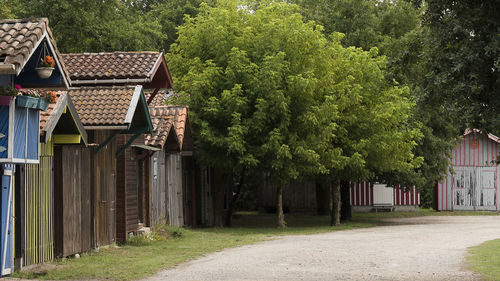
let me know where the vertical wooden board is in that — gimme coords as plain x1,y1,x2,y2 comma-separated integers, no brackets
80,148,91,252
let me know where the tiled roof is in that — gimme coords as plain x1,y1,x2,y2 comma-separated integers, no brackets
61,52,161,81
145,90,167,107
39,99,57,131
0,18,70,83
146,106,188,149
69,86,137,126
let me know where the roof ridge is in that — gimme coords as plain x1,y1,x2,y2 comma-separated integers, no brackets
69,85,138,90
62,51,161,56
0,18,48,24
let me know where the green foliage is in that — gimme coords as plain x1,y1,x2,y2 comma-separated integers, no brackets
423,0,500,135
9,0,165,52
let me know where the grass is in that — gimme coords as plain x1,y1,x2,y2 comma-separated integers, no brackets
13,209,499,280
468,239,500,281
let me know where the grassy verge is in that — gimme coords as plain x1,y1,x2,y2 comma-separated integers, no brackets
13,209,498,280
467,239,500,281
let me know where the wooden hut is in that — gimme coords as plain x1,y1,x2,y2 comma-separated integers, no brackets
146,106,195,227
436,129,499,211
18,93,88,267
62,52,173,242
0,18,72,274
69,86,153,247
350,182,419,212
258,180,317,213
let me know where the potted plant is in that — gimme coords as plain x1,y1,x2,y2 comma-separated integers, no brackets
35,55,56,79
0,85,18,106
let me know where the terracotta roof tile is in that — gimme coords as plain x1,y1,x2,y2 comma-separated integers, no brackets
0,18,45,67
0,18,71,84
146,106,188,149
145,90,168,107
61,52,161,81
68,86,136,126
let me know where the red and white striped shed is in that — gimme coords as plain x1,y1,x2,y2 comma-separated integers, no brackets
351,182,419,211
436,129,499,211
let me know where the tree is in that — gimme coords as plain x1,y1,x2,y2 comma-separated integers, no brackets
423,0,500,135
168,0,346,228
12,0,165,52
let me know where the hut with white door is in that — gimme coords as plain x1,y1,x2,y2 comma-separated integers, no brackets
436,129,499,211
351,182,419,212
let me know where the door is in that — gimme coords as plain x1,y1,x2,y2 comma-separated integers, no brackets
453,166,498,210
0,164,14,275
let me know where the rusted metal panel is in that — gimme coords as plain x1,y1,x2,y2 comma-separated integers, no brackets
438,133,499,211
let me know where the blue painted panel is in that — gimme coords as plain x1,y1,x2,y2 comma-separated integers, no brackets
14,41,64,87
26,109,39,160
13,107,26,159
0,107,8,159
0,164,13,275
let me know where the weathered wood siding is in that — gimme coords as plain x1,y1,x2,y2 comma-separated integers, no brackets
23,140,53,266
350,182,419,207
437,133,499,211
259,178,317,213
199,166,214,226
92,131,116,246
54,146,92,257
166,153,183,226
150,151,166,227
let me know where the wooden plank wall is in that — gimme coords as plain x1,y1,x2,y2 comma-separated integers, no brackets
93,131,116,247
150,151,166,227
259,178,317,213
166,153,183,226
116,135,140,243
23,140,54,266
54,146,92,257
199,166,214,226
438,133,499,211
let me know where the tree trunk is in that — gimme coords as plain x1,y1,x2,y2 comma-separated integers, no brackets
330,179,341,226
277,184,286,228
316,181,330,215
225,171,245,227
340,180,352,221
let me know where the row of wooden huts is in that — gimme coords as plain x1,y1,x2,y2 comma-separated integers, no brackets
0,18,214,274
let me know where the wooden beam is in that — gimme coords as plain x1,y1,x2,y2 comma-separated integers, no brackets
53,134,81,144
93,131,119,155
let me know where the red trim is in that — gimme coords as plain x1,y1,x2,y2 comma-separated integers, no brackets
361,182,365,205
370,183,373,206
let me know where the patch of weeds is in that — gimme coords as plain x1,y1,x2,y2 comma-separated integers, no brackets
127,232,166,246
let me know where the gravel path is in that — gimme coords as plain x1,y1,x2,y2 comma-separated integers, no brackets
146,216,500,281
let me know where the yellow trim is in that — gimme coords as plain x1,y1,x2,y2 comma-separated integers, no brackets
53,134,81,144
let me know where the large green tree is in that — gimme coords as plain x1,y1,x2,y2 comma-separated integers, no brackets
423,0,500,135
168,0,339,227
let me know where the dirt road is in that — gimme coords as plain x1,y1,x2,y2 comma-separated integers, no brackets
146,216,499,281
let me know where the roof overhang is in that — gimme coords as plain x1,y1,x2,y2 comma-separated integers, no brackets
42,93,88,146
464,128,500,144
124,85,154,134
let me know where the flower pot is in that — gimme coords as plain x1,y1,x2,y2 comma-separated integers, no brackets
37,98,49,111
0,96,14,106
35,67,55,79
16,96,45,110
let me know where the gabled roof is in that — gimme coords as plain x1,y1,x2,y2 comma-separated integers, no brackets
61,52,173,89
40,92,88,145
146,106,189,150
69,85,153,133
464,128,500,144
0,18,70,87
